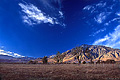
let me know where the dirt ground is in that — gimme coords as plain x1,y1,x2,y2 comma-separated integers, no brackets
0,64,120,80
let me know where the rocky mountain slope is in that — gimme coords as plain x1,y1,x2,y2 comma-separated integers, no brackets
48,45,120,63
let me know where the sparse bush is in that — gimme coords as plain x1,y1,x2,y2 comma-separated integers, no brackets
82,61,86,64
85,47,93,64
28,60,38,64
105,59,116,64
54,51,65,63
89,61,94,64
42,56,48,64
76,55,81,64
101,61,105,64
54,51,61,63
28,60,34,64
33,60,38,64
72,62,76,64
96,60,100,64
75,47,83,64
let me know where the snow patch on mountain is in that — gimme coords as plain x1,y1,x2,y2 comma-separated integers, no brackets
0,49,24,58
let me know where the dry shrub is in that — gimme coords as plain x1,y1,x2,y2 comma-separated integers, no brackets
96,60,100,64
105,59,116,64
82,61,86,64
28,60,38,64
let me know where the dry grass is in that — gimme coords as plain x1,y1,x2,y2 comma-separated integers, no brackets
0,64,120,80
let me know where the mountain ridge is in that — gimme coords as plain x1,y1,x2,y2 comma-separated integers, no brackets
0,44,120,63
47,44,120,63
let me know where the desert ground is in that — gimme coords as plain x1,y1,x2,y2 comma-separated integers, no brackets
0,64,120,80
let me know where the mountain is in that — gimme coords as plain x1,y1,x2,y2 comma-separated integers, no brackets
46,45,120,63
0,54,36,63
0,55,15,59
0,49,24,58
0,49,37,63
17,56,36,60
1,44,120,64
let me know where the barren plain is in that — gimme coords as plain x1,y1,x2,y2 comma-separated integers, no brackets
0,64,120,80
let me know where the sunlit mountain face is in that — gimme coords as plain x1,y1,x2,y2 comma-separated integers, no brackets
0,0,120,57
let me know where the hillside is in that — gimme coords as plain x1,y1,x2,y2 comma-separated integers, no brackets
47,45,120,63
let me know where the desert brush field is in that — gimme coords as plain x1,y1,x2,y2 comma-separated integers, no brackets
0,64,120,80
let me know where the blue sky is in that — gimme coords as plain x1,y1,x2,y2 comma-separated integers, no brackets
0,0,120,57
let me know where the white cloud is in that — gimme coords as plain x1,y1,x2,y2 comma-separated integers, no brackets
83,0,120,49
0,50,12,56
0,48,24,58
116,12,120,16
94,12,111,24
59,11,63,18
22,16,33,25
104,18,120,26
59,11,63,16
94,14,105,24
0,52,10,56
0,49,4,52
83,5,93,10
93,35,110,45
93,25,120,49
83,1,114,24
90,28,106,36
13,53,23,57
83,2,106,12
96,2,106,7
19,3,60,25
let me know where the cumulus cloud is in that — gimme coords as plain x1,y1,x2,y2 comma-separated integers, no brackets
19,2,65,26
0,48,24,58
93,25,120,49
